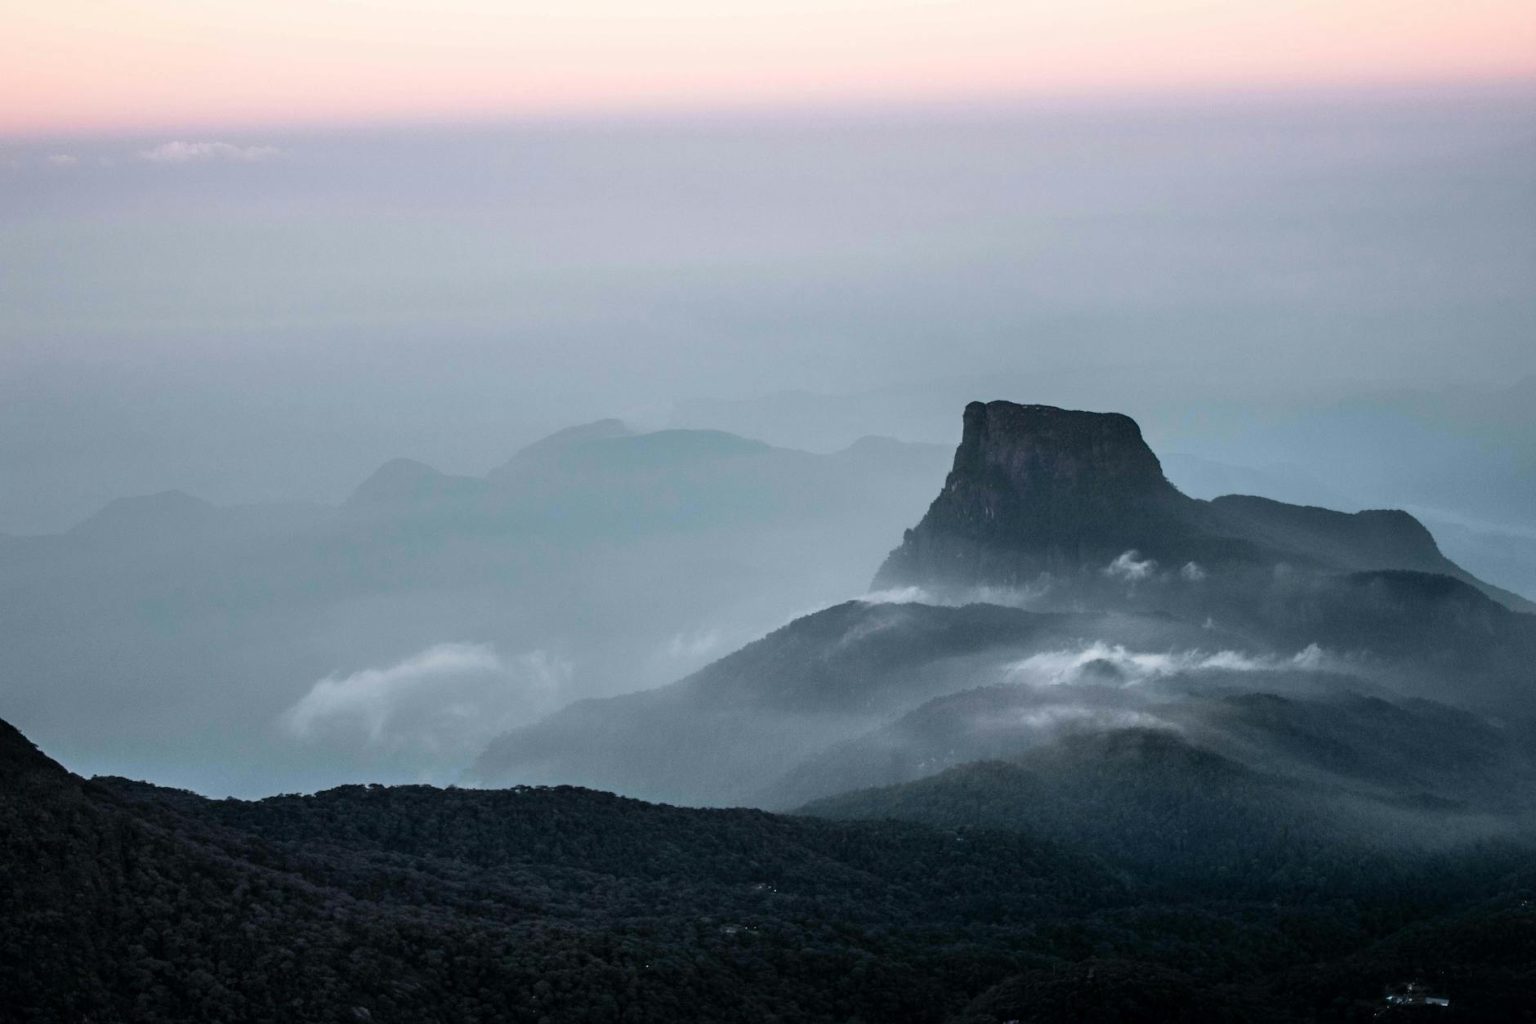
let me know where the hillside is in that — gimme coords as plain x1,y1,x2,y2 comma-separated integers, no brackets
5,717,1536,1022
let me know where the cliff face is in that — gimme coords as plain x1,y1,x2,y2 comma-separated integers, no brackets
873,402,1207,589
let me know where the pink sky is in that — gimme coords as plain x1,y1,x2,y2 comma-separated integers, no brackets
5,0,1536,137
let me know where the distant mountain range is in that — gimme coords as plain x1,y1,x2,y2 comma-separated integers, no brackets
0,422,947,793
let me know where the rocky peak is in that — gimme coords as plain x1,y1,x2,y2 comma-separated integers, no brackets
874,402,1198,589
945,401,1182,520
871,400,1531,612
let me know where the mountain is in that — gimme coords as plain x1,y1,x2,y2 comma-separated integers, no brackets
874,401,1531,611
473,571,1536,804
800,722,1536,892
0,715,1116,1023
767,670,1536,811
469,599,1239,804
345,457,489,508
801,729,1332,890
477,401,1536,803
6,716,1536,1022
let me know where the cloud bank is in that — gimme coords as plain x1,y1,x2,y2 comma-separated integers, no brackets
280,643,570,774
1008,641,1334,687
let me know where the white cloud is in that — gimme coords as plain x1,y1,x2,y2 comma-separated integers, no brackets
1104,550,1156,581
857,577,1053,611
1180,561,1207,582
280,643,570,768
46,154,78,167
858,586,932,605
1012,705,1171,732
1007,641,1335,687
1291,642,1325,670
138,141,281,164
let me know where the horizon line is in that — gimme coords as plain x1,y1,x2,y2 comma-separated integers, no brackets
6,71,1535,147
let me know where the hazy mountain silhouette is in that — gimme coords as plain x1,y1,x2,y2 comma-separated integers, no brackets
0,422,947,794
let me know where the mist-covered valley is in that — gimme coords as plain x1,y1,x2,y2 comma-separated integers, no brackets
7,389,1536,804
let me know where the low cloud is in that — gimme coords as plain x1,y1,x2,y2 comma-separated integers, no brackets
1104,550,1156,581
46,154,78,168
1180,561,1207,582
138,141,281,164
858,586,932,605
1008,641,1335,687
280,643,570,773
858,578,1053,610
1012,705,1171,733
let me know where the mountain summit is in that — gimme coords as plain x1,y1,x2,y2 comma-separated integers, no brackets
874,401,1530,609
873,402,1205,588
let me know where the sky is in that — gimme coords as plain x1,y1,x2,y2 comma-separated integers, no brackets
3,83,1534,534
3,0,1535,136
0,1,1533,534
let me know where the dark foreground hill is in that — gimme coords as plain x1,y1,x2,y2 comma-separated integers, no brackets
4,717,1536,1023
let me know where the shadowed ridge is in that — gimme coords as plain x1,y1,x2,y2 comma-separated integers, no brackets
1215,496,1536,611
0,717,69,780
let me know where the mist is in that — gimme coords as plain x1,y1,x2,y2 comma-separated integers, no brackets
2,82,1534,798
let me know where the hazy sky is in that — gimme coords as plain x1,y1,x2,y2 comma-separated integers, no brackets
3,83,1534,533
3,0,1535,135
2,3,1535,533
